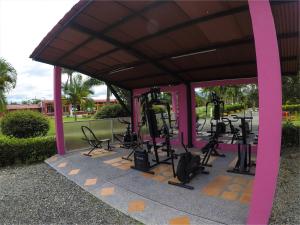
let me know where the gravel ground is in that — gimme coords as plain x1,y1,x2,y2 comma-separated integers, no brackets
0,163,141,225
1,148,299,225
270,148,300,225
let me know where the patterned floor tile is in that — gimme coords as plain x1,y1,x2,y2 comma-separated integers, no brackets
68,169,80,175
169,216,190,225
128,200,145,212
84,178,97,186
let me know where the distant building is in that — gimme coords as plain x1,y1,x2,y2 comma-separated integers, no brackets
6,99,117,116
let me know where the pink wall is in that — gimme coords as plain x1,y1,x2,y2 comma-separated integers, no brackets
191,77,257,150
53,66,65,155
247,1,282,224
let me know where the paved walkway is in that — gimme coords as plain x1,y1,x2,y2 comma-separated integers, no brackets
46,147,254,225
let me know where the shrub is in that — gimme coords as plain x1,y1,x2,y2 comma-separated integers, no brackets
94,104,128,119
152,105,167,114
1,110,49,138
224,104,245,113
282,104,300,113
282,121,300,147
0,136,56,167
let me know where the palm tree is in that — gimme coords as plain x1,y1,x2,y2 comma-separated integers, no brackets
62,68,75,85
84,77,112,103
62,74,95,121
0,58,17,112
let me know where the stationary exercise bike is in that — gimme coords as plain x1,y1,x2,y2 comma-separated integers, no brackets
227,115,256,175
113,118,139,161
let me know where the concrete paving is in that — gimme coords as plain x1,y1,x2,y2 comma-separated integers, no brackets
46,146,255,225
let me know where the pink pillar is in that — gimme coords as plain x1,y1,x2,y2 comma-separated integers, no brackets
177,84,188,145
171,91,177,113
53,66,65,155
247,1,282,224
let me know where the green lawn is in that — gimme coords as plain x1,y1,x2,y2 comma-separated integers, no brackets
48,116,94,136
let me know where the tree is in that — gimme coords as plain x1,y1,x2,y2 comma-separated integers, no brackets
84,77,112,103
62,74,95,121
0,58,17,112
282,73,300,104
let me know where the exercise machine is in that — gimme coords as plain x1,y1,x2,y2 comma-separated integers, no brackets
113,118,137,149
131,87,174,174
227,115,256,175
81,126,112,156
113,118,138,161
168,133,209,190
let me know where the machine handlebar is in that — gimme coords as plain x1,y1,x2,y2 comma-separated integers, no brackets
230,115,253,120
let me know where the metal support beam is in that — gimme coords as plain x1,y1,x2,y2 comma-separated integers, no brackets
106,83,130,115
70,23,187,84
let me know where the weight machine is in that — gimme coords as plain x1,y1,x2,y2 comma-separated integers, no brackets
131,87,174,174
227,115,256,176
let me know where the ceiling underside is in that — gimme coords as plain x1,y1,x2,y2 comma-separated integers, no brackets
30,0,299,90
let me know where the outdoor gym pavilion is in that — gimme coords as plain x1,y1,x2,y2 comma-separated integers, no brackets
30,1,299,224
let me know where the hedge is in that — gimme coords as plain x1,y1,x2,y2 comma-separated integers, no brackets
95,104,128,119
0,136,56,167
224,104,245,113
281,121,300,147
1,110,49,138
282,104,300,113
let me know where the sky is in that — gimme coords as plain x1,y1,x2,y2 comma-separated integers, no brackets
0,0,109,103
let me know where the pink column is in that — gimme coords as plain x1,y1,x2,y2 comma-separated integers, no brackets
53,66,65,155
177,84,188,145
247,1,282,224
171,91,177,113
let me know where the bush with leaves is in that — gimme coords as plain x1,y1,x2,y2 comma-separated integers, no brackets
94,104,128,119
1,110,49,138
282,104,300,113
281,120,300,147
0,136,56,167
224,104,245,113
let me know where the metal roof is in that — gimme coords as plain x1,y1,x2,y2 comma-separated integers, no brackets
30,0,299,90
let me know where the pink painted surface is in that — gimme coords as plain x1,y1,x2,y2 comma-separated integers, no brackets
171,91,177,113
191,78,257,148
132,85,187,144
53,66,65,155
192,77,257,89
247,1,282,224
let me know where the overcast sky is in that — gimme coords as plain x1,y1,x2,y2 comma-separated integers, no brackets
0,0,109,103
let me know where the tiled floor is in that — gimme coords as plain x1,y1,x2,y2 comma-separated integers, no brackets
46,146,255,225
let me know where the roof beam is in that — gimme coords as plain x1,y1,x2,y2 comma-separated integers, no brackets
70,22,187,83
56,1,164,64
31,0,93,59
119,55,298,83
92,32,298,81
35,57,130,90
130,5,249,46
72,5,249,68
106,83,130,114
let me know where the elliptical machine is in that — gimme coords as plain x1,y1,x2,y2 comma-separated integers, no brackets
168,133,209,190
227,115,255,175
